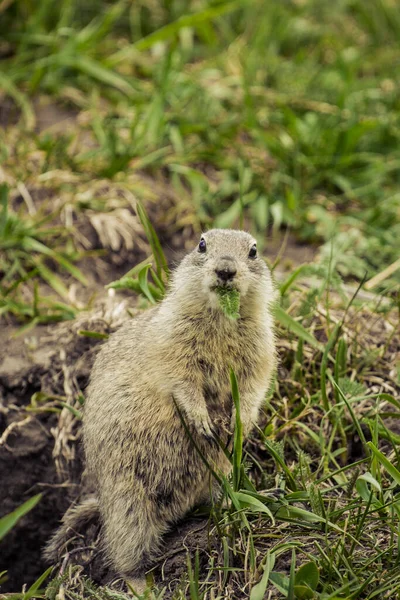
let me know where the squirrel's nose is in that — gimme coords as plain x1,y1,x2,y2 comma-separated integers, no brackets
215,266,237,281
215,256,237,282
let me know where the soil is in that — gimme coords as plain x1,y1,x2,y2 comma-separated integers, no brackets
0,315,112,592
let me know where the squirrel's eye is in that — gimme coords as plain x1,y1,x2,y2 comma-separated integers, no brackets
198,238,207,253
248,244,257,259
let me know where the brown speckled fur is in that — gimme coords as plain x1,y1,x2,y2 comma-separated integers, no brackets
47,229,276,580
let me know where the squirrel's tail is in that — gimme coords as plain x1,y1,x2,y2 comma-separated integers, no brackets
44,496,100,562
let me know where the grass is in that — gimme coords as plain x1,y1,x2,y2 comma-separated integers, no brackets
0,493,43,543
1,0,400,316
0,183,83,327
0,0,400,598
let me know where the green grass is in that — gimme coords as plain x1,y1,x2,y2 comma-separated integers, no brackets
0,183,83,326
0,494,43,543
1,0,400,316
1,0,400,598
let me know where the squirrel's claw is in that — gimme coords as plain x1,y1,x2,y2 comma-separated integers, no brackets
198,415,217,440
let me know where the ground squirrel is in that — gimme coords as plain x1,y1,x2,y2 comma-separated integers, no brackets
45,229,276,585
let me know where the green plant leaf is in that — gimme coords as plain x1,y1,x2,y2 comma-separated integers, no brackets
288,548,296,600
216,287,240,319
231,368,243,492
0,494,42,541
78,330,109,339
58,402,83,419
293,584,315,599
250,552,274,600
295,561,319,590
22,566,53,600
138,264,157,304
269,571,289,595
107,275,141,292
234,491,275,523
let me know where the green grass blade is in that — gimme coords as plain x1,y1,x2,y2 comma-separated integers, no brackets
368,442,400,486
320,322,342,413
230,368,243,492
108,1,241,64
287,548,296,600
78,330,109,340
264,439,297,491
23,566,53,600
250,551,273,600
274,304,323,352
136,200,169,279
34,261,70,300
329,374,369,456
138,264,157,304
0,494,42,541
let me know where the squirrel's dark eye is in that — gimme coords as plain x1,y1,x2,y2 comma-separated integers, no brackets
248,244,257,259
198,238,207,253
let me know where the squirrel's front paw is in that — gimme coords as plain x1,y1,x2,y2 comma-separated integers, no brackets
197,414,216,440
185,408,215,440
230,409,254,436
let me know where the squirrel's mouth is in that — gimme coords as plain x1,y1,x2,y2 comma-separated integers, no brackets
210,280,239,292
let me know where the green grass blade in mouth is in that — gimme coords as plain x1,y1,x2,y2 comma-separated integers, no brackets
215,287,240,319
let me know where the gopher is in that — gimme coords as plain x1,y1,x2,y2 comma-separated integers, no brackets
45,229,276,587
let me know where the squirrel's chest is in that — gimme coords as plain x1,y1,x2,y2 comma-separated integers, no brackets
168,316,264,383
192,324,258,384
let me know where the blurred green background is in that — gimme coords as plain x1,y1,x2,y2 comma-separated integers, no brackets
0,0,399,323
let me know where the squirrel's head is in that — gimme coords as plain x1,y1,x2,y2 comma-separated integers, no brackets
170,229,275,315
